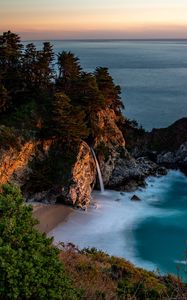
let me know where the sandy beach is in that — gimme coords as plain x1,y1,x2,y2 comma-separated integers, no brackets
32,203,74,234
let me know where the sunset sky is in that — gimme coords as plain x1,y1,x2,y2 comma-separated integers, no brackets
1,0,187,40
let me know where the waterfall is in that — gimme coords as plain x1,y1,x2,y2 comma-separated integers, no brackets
91,148,105,193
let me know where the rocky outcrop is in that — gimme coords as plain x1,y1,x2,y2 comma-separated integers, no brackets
94,108,126,186
94,108,125,148
122,118,187,158
107,153,167,191
1,109,186,207
131,195,141,201
93,109,166,191
0,139,52,186
62,141,96,207
157,142,187,173
0,135,96,207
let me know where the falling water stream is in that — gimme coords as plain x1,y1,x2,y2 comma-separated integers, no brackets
91,148,105,193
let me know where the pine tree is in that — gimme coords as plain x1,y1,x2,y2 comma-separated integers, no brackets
95,67,124,112
56,51,82,93
37,42,54,88
0,31,23,94
52,92,89,141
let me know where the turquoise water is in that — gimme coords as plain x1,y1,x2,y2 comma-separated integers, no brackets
50,171,187,278
134,171,187,277
26,40,187,130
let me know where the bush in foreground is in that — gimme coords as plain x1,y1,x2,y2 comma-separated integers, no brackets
0,184,81,300
60,245,187,300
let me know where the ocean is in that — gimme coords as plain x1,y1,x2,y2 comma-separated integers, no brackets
29,39,187,278
28,39,187,130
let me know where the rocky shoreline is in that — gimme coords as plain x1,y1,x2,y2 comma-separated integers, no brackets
0,110,187,207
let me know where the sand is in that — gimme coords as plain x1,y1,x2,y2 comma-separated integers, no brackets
32,203,74,234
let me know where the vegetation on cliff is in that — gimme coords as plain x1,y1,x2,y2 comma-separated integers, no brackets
0,31,124,143
0,30,128,197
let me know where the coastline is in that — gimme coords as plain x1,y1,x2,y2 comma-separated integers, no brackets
32,203,74,234
49,170,187,277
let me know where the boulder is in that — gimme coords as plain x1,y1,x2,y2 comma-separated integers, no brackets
131,195,141,201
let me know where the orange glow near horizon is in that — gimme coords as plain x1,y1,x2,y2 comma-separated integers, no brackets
1,0,187,39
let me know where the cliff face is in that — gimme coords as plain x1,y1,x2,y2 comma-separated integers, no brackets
94,108,126,185
125,118,187,174
0,133,96,206
2,108,184,207
62,141,96,207
157,142,187,173
93,109,164,190
94,108,125,148
0,140,52,186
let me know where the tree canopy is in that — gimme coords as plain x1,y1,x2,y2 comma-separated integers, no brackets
0,30,125,143
0,184,81,299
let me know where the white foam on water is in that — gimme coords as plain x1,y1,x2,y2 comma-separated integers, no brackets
49,170,184,272
174,260,187,265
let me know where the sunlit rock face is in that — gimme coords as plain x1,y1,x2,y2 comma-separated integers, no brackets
94,108,125,148
93,108,167,191
94,108,126,186
3,108,186,206
0,139,52,186
0,136,96,206
63,141,96,207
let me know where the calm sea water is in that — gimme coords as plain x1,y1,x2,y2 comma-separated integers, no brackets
28,40,187,130
31,40,187,277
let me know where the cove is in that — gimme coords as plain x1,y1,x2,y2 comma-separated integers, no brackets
49,170,187,278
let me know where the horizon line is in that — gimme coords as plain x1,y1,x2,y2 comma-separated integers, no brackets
22,38,187,42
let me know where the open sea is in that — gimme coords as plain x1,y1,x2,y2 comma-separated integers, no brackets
27,39,187,130
30,39,187,278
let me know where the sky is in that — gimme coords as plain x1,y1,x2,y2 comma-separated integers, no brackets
1,0,187,40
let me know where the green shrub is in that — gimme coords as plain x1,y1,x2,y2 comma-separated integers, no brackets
0,184,82,300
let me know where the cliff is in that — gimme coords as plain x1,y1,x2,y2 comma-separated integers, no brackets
124,118,187,174
1,112,186,207
61,141,96,207
0,127,96,206
0,136,52,186
94,109,165,191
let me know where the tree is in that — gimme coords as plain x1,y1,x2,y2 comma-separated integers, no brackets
52,92,89,141
0,31,23,94
36,42,54,89
70,73,105,138
95,67,124,113
72,72,105,109
0,83,11,113
22,43,38,89
56,51,82,93
0,31,22,72
0,184,81,299
23,42,54,92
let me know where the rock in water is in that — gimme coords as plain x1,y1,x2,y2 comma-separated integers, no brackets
131,195,141,201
